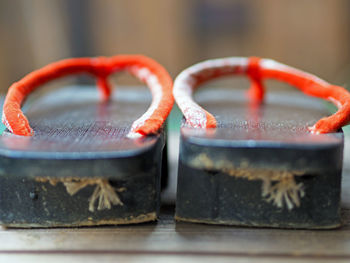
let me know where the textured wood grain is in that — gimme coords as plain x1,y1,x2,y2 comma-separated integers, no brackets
0,85,157,153
1,254,350,263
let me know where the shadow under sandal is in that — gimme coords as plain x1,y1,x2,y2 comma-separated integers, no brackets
173,57,350,229
0,55,173,228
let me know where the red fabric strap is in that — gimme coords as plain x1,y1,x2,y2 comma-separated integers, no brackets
2,55,174,137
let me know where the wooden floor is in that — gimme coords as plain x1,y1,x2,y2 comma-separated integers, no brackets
1,198,350,263
1,135,350,262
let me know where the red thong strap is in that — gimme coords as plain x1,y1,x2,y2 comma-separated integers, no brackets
2,55,174,137
173,56,350,134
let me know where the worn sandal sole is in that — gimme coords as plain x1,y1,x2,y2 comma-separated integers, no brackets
0,55,174,228
0,86,168,228
0,87,165,227
174,57,348,229
176,88,343,229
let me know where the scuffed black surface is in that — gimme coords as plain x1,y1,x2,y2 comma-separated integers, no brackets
176,89,344,229
176,160,342,229
0,86,165,227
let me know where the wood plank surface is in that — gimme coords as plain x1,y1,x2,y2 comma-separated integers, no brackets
1,255,350,263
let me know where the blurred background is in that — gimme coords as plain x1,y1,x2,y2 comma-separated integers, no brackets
0,0,350,91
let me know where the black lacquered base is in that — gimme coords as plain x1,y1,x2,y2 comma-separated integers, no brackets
176,156,342,229
175,89,344,229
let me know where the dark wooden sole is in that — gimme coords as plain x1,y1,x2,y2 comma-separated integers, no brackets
175,89,343,229
0,86,166,228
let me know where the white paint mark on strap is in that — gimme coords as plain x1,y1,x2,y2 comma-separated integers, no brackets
127,66,163,138
173,57,249,128
174,73,207,128
1,112,13,133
